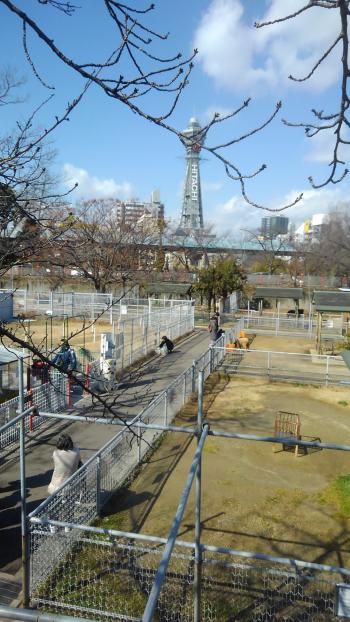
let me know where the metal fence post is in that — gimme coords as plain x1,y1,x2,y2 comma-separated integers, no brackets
194,370,204,622
121,322,125,369
183,373,187,405
209,344,214,373
137,431,142,464
164,391,168,426
130,319,134,365
326,356,329,386
109,293,113,325
191,361,196,393
18,357,29,607
96,456,101,515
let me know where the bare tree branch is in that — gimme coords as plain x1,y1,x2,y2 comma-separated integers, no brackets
256,0,350,189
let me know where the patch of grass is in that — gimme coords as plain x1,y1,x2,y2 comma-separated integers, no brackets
96,510,126,532
320,474,350,517
203,438,219,454
338,400,349,406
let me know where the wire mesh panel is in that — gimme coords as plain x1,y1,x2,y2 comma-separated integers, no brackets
243,315,344,340
31,531,196,621
99,427,140,502
201,553,341,621
0,370,68,450
30,528,345,621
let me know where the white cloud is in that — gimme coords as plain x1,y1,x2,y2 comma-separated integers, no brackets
213,186,348,235
194,0,339,94
63,163,134,199
204,105,234,121
305,131,350,164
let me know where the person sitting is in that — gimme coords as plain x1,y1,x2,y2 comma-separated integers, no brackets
52,341,77,372
48,434,81,495
158,335,174,355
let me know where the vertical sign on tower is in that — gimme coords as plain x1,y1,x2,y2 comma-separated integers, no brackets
179,118,205,230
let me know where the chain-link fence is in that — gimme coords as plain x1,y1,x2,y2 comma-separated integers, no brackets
0,289,192,321
85,304,195,391
243,315,346,340
29,525,347,621
0,370,68,450
26,316,350,621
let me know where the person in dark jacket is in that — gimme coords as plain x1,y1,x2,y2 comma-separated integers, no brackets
208,315,219,341
159,336,174,354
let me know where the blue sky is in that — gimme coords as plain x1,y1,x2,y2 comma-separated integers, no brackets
1,0,349,236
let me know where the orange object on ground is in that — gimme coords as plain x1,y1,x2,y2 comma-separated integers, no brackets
226,343,236,351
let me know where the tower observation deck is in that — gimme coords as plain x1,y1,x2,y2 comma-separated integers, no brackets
179,117,205,230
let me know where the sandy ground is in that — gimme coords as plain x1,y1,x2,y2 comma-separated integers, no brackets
101,334,350,569
2,315,161,367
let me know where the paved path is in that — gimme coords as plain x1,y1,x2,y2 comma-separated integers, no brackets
0,329,209,593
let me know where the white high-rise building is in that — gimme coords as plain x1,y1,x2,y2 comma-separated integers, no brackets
295,213,326,242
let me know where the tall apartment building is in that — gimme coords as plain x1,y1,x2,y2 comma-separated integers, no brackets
117,190,164,227
260,216,289,239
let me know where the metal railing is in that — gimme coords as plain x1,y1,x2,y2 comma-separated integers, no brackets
216,346,350,385
27,330,230,530
22,315,350,620
0,305,194,449
243,314,345,339
0,289,192,320
0,370,68,450
83,305,195,390
28,523,348,621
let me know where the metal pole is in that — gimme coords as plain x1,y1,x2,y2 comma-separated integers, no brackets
191,361,196,393
209,344,214,373
164,390,168,426
142,424,209,622
130,318,134,365
96,456,101,516
18,357,29,607
137,430,142,464
194,370,204,622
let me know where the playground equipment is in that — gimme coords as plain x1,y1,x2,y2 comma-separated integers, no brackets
274,411,306,457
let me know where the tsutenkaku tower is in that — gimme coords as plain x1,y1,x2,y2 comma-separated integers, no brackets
179,117,205,230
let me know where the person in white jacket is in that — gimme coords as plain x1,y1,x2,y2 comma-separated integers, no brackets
48,434,81,495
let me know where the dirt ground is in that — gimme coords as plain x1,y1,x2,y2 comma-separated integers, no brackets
101,334,350,569
3,315,154,364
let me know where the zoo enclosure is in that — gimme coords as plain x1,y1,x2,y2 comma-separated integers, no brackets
25,317,350,620
0,289,190,320
242,314,346,339
217,346,350,385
